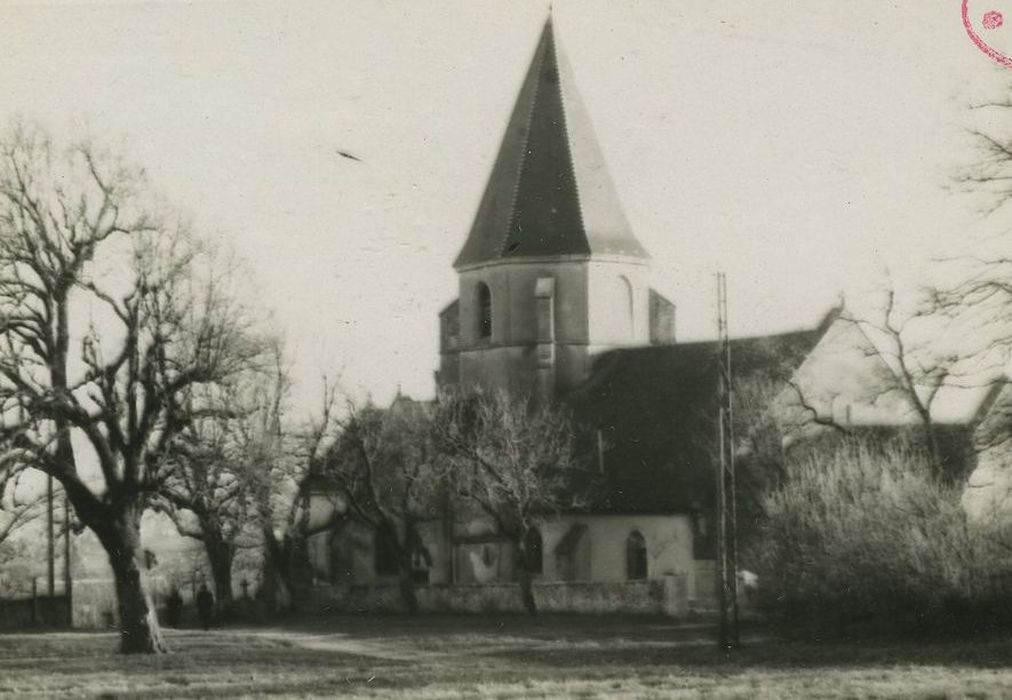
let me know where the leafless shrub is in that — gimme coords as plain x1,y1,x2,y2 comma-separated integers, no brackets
752,436,1012,636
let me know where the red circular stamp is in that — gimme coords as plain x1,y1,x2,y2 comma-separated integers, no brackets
964,1,1012,66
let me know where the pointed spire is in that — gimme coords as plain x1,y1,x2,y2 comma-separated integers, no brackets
454,18,648,269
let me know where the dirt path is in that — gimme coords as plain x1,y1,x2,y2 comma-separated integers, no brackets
231,623,767,665
235,629,440,662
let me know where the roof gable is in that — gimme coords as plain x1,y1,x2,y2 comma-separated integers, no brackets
786,316,1005,429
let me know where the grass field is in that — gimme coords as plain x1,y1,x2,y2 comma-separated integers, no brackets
0,615,1009,698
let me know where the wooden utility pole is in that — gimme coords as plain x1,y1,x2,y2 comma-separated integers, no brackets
64,494,73,627
715,272,740,650
47,475,55,596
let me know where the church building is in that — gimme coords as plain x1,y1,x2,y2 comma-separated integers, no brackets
305,17,835,616
428,16,821,613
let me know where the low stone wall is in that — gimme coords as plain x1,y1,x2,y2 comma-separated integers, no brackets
310,575,688,618
0,595,70,630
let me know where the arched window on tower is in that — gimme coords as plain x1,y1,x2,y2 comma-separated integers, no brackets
477,282,492,340
618,275,634,339
626,530,648,580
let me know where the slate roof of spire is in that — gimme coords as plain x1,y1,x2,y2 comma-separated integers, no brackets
453,18,648,269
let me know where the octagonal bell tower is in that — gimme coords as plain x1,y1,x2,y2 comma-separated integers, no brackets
437,17,674,399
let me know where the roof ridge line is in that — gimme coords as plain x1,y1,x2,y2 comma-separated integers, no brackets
849,316,907,387
499,26,547,260
549,26,588,250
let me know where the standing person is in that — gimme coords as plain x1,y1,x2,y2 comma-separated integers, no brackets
165,587,184,628
196,583,214,631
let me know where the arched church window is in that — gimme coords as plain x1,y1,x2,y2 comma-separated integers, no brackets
524,527,543,575
618,275,634,338
411,542,432,584
477,282,492,339
626,530,647,580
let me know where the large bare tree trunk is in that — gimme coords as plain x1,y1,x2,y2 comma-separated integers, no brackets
396,552,419,615
392,520,420,614
515,539,537,616
260,528,294,612
204,532,235,610
98,508,166,654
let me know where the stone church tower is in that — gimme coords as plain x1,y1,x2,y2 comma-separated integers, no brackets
438,18,675,398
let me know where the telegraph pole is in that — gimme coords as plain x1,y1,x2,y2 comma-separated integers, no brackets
47,475,55,596
64,493,73,627
715,272,740,650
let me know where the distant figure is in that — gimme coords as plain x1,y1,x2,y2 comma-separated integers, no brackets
165,587,183,628
196,584,214,631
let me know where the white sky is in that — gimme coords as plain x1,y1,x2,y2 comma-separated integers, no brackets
2,0,1010,410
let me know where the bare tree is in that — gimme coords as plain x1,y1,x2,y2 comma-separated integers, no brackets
922,92,1012,449
838,288,960,471
323,396,445,613
235,357,342,612
433,387,589,615
0,123,260,653
958,90,1012,215
0,478,43,562
153,380,258,611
